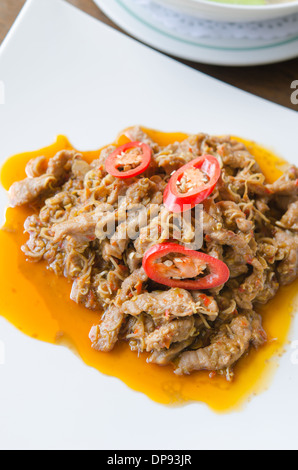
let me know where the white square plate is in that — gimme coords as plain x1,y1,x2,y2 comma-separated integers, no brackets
0,0,297,451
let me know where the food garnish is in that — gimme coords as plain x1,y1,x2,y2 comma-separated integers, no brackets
105,141,152,179
142,242,230,290
163,155,221,213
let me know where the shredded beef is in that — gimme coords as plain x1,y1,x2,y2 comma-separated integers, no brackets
10,126,298,378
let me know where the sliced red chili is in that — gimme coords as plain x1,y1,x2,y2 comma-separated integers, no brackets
105,141,152,179
163,155,221,213
142,243,230,290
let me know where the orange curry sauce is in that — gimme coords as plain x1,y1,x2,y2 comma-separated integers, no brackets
0,128,297,412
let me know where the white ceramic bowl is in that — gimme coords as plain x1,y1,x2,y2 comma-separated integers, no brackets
154,0,298,22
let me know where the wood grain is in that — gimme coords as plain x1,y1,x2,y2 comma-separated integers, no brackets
1,0,298,110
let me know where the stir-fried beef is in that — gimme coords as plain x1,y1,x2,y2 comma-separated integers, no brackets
89,305,124,352
274,229,298,285
145,317,196,352
9,126,298,379
174,312,265,375
121,288,196,321
148,339,195,366
279,201,298,231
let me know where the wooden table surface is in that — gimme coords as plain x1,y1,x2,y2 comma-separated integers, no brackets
1,0,298,111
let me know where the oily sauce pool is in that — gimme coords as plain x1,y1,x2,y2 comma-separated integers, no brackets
0,128,297,412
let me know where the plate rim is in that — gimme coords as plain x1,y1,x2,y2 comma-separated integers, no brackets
95,0,298,65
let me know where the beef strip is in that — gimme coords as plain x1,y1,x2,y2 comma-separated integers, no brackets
46,150,75,181
53,203,114,243
274,229,298,285
267,166,298,197
9,150,76,207
191,292,219,320
89,305,124,352
148,339,195,366
279,201,298,231
234,258,267,310
121,289,196,321
116,267,148,303
25,156,48,178
174,313,266,375
203,210,255,262
9,174,56,207
154,136,201,174
145,317,196,352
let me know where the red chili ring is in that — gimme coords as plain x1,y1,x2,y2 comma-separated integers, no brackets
164,155,221,213
142,242,230,290
105,141,152,179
